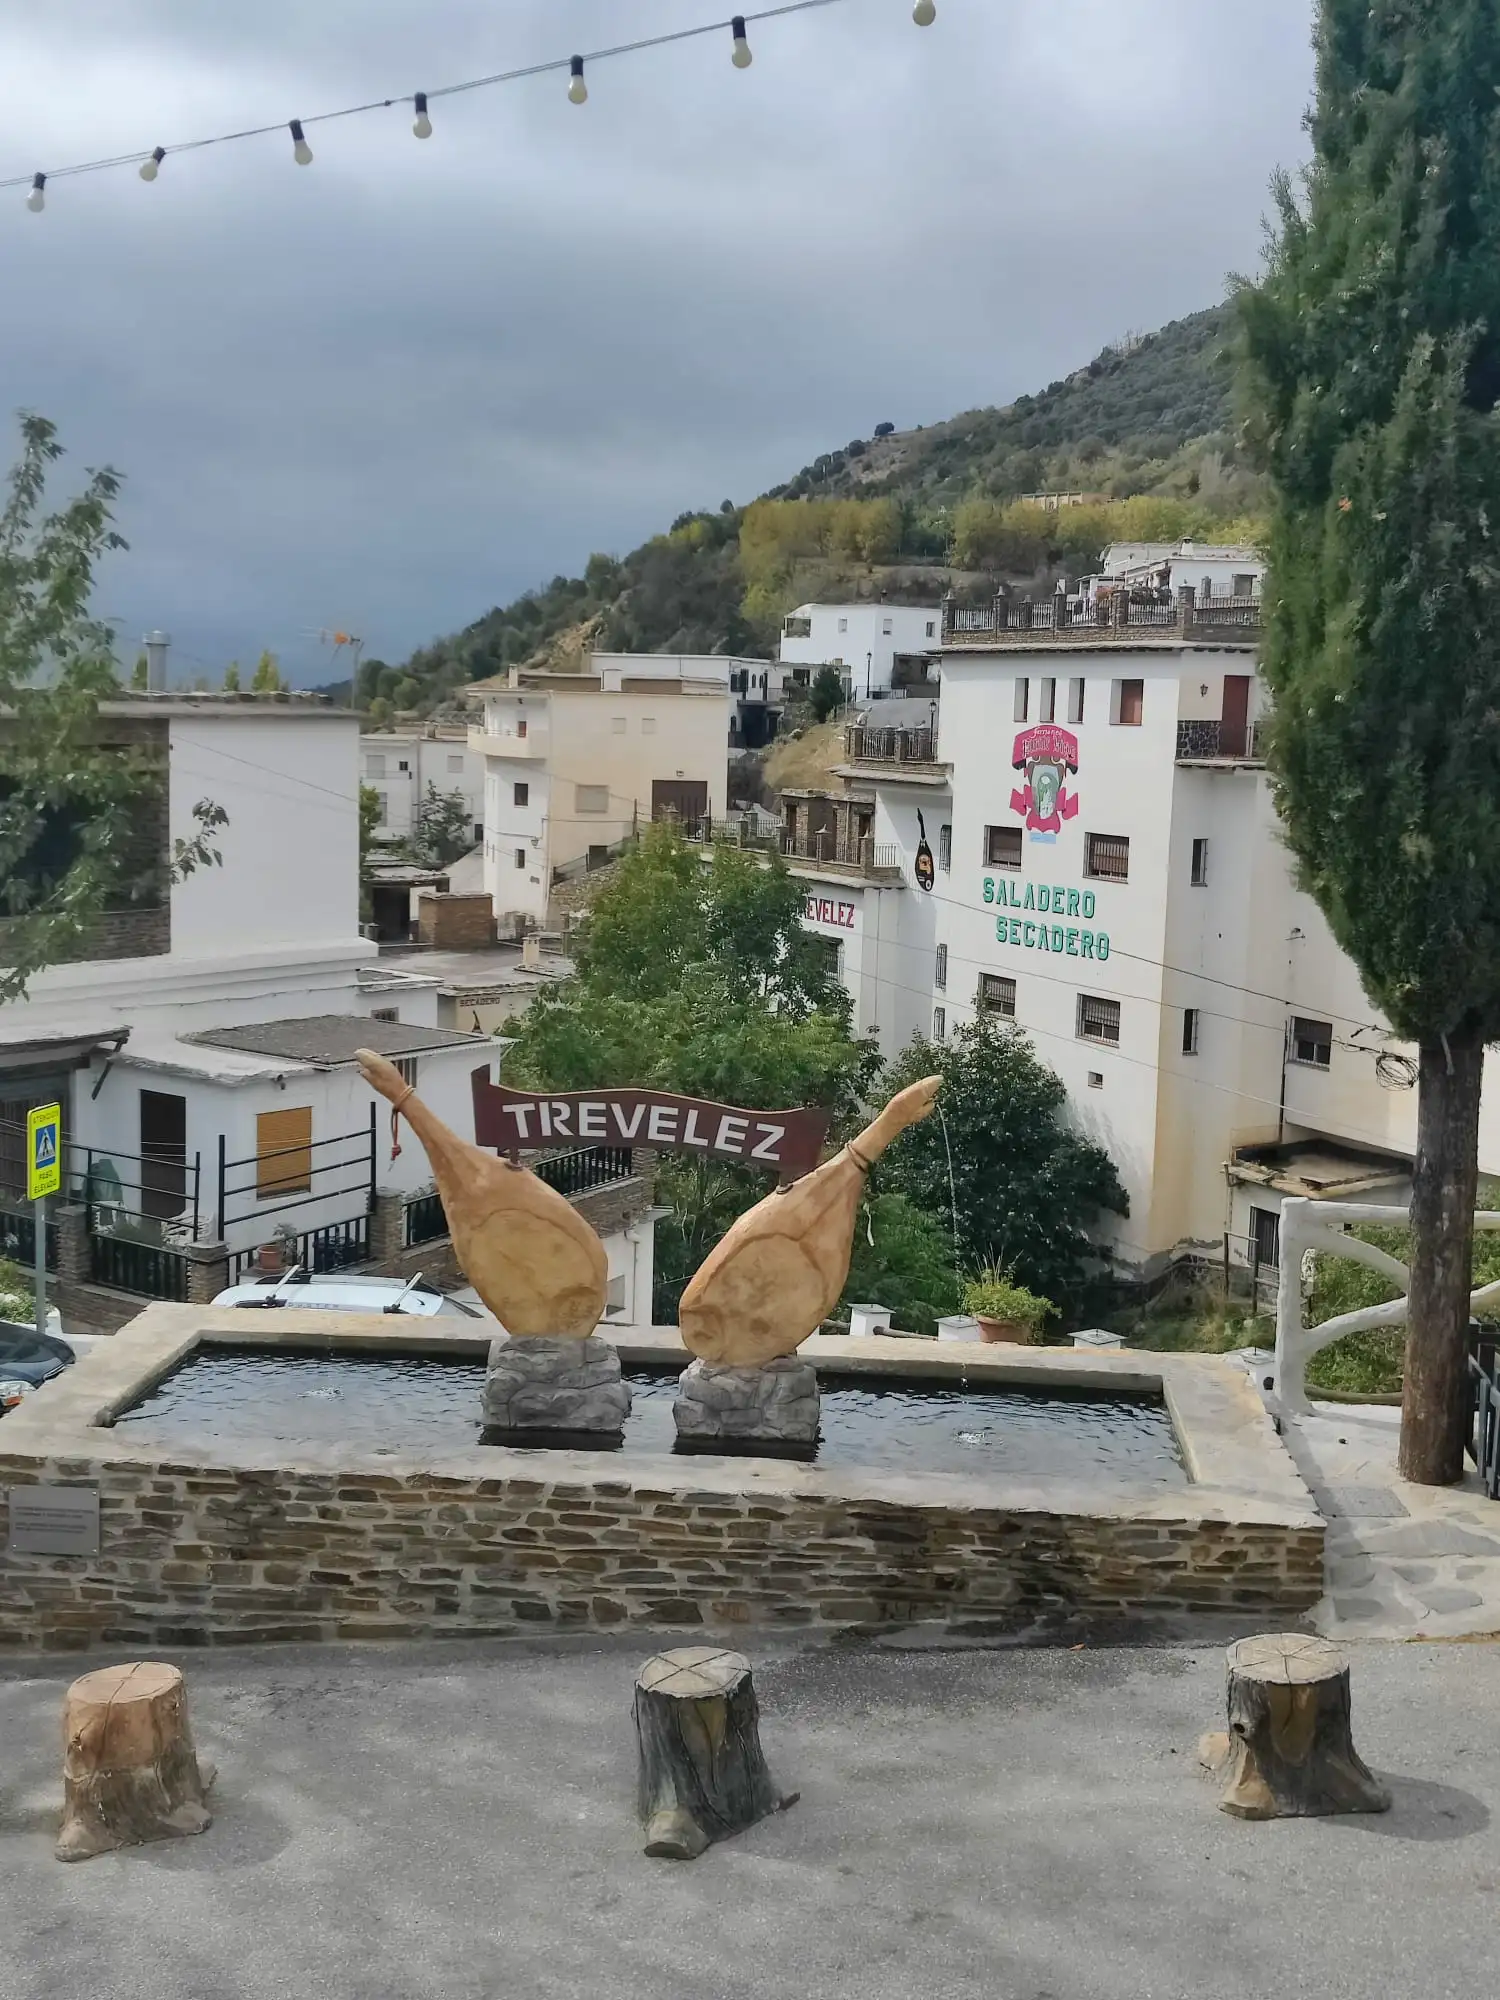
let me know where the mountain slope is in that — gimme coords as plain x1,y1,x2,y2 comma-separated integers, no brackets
360,302,1248,722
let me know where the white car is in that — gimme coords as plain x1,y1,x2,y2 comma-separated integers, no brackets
209,1269,483,1319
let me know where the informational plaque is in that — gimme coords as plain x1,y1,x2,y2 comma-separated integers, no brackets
9,1484,100,1557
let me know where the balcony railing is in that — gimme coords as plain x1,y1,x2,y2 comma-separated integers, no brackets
781,831,904,877
682,816,783,853
1176,719,1266,764
943,592,1263,647
843,725,940,767
533,1146,636,1199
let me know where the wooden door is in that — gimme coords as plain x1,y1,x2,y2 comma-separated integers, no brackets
651,780,709,827
256,1106,313,1200
140,1089,187,1220
1221,675,1251,756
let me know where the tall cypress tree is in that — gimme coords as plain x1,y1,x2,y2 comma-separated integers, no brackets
1241,0,1500,1482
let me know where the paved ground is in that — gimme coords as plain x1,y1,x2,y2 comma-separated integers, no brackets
1,1633,1497,2000
1277,1402,1500,1641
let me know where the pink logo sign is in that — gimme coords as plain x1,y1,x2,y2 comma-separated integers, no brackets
1011,725,1080,839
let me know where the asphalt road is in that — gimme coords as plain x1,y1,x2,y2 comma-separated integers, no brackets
0,1633,1495,2000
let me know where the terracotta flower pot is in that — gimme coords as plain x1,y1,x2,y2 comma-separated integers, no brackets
976,1316,1034,1345
255,1243,283,1275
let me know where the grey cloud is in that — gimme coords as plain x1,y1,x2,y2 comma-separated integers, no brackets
0,0,1313,684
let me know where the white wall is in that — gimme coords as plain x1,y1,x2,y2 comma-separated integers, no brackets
779,605,942,695
483,761,551,926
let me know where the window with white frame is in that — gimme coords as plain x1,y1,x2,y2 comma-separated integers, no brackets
1077,994,1121,1045
446,753,464,774
933,1006,947,1041
938,823,952,872
1068,677,1085,724
366,753,386,778
1014,678,1029,723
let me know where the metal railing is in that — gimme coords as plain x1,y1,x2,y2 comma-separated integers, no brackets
227,1213,372,1288
89,1233,189,1302
533,1146,635,1199
682,816,782,853
403,1189,448,1248
1176,718,1265,763
0,1204,58,1274
943,593,1264,646
1,1120,203,1238
218,1111,377,1234
1471,1330,1500,1501
843,725,940,766
781,829,904,875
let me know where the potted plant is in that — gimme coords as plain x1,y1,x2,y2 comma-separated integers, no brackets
961,1269,1056,1345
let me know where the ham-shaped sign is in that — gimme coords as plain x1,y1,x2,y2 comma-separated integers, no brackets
471,1072,833,1181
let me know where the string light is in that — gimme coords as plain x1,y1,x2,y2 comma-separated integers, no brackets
4,4,942,205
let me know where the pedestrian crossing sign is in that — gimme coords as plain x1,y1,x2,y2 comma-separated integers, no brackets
26,1103,61,1201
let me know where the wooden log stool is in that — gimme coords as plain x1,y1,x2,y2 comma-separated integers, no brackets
56,1662,215,1862
633,1647,797,1860
1200,1633,1390,1821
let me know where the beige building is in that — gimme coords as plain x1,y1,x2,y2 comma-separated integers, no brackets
470,663,730,929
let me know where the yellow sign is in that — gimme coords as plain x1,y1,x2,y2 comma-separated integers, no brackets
26,1103,61,1202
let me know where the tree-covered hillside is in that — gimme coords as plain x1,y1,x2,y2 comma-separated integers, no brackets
358,303,1252,723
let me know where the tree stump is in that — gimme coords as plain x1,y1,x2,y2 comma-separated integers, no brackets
56,1662,214,1862
633,1647,796,1860
1202,1634,1390,1821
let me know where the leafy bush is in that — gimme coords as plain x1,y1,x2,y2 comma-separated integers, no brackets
961,1269,1056,1337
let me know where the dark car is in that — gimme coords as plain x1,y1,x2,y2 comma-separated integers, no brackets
0,1316,79,1393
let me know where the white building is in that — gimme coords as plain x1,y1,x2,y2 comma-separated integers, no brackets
806,590,1500,1287
359,726,486,849
588,653,789,751
471,664,731,931
779,603,943,700
1093,542,1266,605
0,693,654,1323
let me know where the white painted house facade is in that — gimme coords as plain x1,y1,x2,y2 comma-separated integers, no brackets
360,725,486,849
779,602,943,699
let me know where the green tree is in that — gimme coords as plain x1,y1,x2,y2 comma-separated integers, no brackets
877,1019,1128,1314
808,664,845,722
250,649,282,693
0,415,224,999
838,1190,962,1335
130,653,149,690
222,661,241,693
358,783,383,923
512,822,879,1321
407,783,476,868
1239,0,1500,1482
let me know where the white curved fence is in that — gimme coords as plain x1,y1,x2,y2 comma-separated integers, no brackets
1274,1196,1500,1416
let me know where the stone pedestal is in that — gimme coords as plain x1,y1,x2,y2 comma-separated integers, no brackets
482,1334,631,1435
673,1357,820,1445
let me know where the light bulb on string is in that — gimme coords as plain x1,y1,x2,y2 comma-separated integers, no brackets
412,92,432,140
26,173,44,213
289,119,313,166
731,15,753,66
913,0,937,22
568,56,588,105
139,147,166,183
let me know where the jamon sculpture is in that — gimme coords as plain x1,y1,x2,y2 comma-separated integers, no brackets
674,1075,942,1445
356,1049,629,1434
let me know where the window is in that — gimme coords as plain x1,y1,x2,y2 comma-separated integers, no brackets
398,760,409,774
1087,1071,1104,1089
514,782,529,808
516,719,527,740
1014,678,1029,723
1291,1017,1333,1069
611,717,627,735
1084,833,1130,882
641,717,657,736
514,848,527,870
576,784,609,814
1112,678,1144,726
1251,1206,1281,1270
933,1007,947,1041
1233,573,1255,599
935,943,948,991
979,973,1016,1019
1182,1008,1200,1056
882,617,893,635
366,753,386,778
395,1057,418,1089
587,844,611,870
1068,677,1085,724
838,617,849,634
446,754,464,774
1038,677,1057,723
1191,837,1209,887
369,1008,398,1024
938,823,952,873
1077,994,1121,1046
925,621,936,639
986,825,1023,869
473,822,483,846
256,1106,312,1200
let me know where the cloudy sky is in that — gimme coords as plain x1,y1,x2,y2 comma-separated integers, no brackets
1,1,1315,685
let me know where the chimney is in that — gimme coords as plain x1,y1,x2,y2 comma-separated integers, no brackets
143,630,171,691
521,932,541,972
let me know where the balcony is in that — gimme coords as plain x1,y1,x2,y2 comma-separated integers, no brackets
843,724,942,769
467,724,547,760
943,591,1262,648
781,831,904,882
1176,719,1266,765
